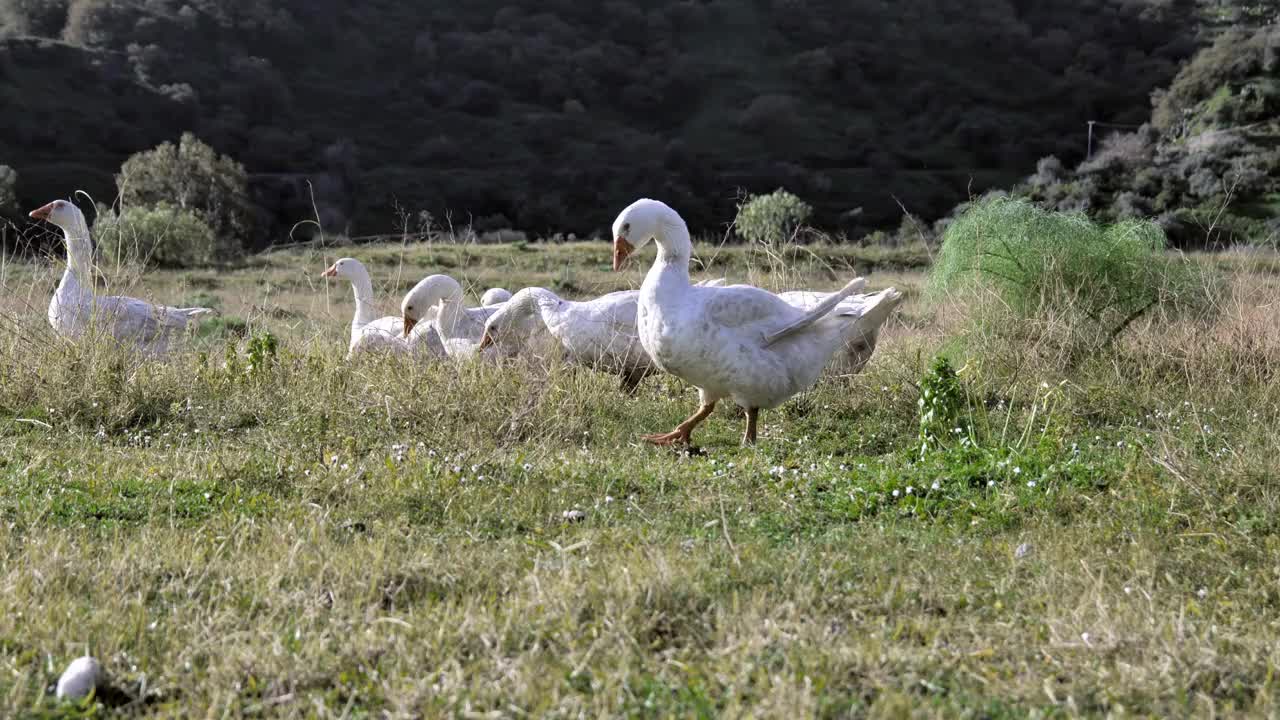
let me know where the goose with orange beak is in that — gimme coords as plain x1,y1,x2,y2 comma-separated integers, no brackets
400,274,503,359
31,197,214,354
320,257,416,358
612,198,900,445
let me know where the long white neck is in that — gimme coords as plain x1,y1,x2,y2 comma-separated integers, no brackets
648,212,693,289
59,215,95,289
523,287,563,324
347,268,378,327
435,292,466,337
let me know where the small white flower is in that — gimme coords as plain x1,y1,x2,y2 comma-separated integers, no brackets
1013,466,1022,475
341,463,350,471
1026,481,1036,488
892,489,900,497
931,481,940,490
522,463,532,472
987,480,995,487
604,495,614,504
452,465,462,474
905,486,914,495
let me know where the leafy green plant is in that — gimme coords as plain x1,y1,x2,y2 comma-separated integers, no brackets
917,356,969,458
733,188,812,247
93,202,225,268
245,331,278,378
0,164,16,216
116,133,254,250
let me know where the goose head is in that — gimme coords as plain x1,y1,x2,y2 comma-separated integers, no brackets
477,288,534,350
320,257,366,280
611,198,675,271
29,199,83,228
401,274,462,336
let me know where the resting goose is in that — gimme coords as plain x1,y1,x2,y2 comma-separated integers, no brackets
612,198,901,445
321,257,442,358
400,274,503,358
480,287,512,305
480,287,654,392
30,199,214,355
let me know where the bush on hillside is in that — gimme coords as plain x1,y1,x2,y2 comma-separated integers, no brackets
0,165,16,215
94,202,227,268
116,133,254,251
928,197,1211,360
734,188,813,246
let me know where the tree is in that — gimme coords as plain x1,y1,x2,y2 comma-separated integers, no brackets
0,165,16,215
116,133,254,248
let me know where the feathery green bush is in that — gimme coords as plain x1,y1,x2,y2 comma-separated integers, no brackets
928,196,1212,358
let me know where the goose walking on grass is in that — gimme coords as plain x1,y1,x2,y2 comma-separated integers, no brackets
611,198,902,446
30,199,214,355
321,257,443,359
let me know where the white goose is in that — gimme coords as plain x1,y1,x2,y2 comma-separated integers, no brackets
776,289,903,375
480,287,655,391
321,257,443,359
401,274,503,359
30,199,214,355
612,198,901,445
480,287,512,305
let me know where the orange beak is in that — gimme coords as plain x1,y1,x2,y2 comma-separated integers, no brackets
478,331,495,351
402,315,417,337
612,237,635,272
28,202,56,221
320,264,338,278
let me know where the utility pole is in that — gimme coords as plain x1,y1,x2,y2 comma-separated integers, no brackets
1087,120,1096,161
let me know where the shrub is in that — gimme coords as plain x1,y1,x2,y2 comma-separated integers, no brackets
94,203,227,268
0,164,16,215
928,197,1211,358
116,133,254,250
734,188,813,246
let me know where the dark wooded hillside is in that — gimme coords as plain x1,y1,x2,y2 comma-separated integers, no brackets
0,0,1198,242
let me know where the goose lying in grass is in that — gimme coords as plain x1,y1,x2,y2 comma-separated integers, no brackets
321,257,443,359
401,274,506,358
30,199,214,355
612,198,902,445
480,287,512,305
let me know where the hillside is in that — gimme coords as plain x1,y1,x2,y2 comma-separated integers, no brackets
991,5,1280,248
0,0,1198,242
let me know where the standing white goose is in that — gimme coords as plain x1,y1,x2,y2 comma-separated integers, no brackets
31,199,214,355
480,287,655,392
321,257,442,358
612,198,901,445
400,274,502,358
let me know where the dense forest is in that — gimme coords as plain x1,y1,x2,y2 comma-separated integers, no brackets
0,0,1224,245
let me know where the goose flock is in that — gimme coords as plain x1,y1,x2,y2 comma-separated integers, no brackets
29,196,902,446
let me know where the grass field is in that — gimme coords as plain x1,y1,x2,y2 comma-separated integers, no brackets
1,236,1278,717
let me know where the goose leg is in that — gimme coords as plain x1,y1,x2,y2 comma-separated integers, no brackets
742,408,759,445
643,402,716,446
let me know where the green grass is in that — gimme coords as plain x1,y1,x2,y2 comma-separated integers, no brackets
0,239,1278,717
